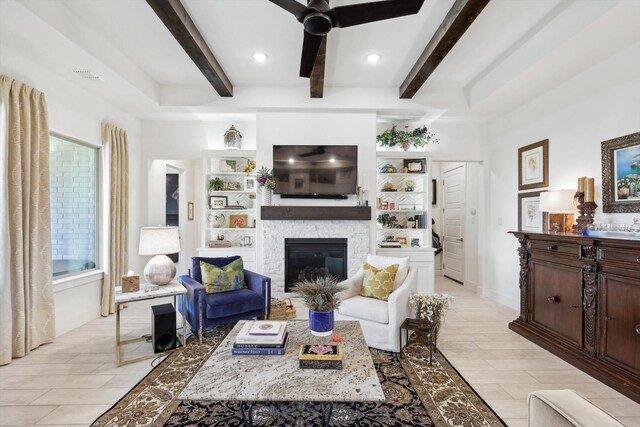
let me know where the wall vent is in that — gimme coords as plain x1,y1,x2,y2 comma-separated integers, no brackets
72,70,103,82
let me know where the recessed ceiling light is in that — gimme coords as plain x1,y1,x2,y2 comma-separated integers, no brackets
330,157,336,163
289,158,295,164
366,53,381,64
252,52,268,63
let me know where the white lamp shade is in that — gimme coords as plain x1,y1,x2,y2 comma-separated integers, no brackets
138,227,180,255
539,190,575,213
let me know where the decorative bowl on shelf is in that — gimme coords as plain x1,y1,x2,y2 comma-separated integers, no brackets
378,164,397,173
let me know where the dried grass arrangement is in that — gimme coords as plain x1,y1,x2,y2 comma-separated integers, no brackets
291,276,346,312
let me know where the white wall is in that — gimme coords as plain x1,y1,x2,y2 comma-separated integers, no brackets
484,42,640,309
1,44,144,335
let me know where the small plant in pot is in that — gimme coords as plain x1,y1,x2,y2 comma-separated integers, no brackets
208,177,224,193
292,276,346,337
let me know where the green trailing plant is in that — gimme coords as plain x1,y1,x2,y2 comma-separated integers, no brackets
208,177,224,192
292,276,346,312
376,124,440,150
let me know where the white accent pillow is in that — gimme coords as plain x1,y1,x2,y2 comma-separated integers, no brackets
366,254,409,290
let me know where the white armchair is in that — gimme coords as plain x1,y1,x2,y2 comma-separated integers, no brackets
335,254,416,352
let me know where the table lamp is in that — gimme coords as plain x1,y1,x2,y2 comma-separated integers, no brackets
138,226,180,285
539,190,575,233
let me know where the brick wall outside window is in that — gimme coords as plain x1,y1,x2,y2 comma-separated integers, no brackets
50,135,98,277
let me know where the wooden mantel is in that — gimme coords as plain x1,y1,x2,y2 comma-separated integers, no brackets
261,206,371,221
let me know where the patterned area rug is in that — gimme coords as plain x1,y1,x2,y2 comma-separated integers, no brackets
93,326,505,427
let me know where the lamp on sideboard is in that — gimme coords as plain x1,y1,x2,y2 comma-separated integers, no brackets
138,226,180,285
539,190,575,233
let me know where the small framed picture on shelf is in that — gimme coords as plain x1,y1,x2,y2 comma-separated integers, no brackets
403,159,426,174
389,202,396,210
381,201,389,210
229,214,248,228
244,177,256,191
411,238,420,247
397,237,407,246
219,159,237,172
210,196,228,209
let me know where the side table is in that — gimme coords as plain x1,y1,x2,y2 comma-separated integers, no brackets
115,281,187,366
399,318,438,365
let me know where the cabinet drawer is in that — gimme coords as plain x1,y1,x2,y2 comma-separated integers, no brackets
530,240,579,258
598,247,640,267
530,261,583,348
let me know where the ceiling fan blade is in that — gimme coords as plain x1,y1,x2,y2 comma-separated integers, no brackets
328,0,424,28
268,0,308,21
300,31,324,78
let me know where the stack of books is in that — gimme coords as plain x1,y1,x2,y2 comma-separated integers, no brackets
379,240,402,248
232,321,288,355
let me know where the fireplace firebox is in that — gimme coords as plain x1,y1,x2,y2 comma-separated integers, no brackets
284,238,348,293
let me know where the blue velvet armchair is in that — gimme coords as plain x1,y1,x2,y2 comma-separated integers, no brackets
178,256,271,336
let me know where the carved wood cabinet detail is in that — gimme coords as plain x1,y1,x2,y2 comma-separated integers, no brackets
510,232,640,404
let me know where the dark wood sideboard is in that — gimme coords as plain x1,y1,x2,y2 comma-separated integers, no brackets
509,232,640,403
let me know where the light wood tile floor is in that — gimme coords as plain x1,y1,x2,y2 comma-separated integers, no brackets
0,279,638,426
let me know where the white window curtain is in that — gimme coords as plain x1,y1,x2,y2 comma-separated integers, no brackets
0,75,56,365
101,122,129,316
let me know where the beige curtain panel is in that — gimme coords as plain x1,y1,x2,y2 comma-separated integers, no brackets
0,75,56,365
101,122,129,316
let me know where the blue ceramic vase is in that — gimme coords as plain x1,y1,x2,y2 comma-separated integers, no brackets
309,310,334,337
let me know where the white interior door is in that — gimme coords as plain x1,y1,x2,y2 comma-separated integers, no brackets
443,165,466,284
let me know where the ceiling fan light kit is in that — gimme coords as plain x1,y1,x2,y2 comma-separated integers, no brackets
269,0,425,77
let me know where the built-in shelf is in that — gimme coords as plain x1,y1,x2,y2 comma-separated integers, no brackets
261,206,371,221
208,190,256,194
205,227,257,231
377,173,426,177
208,208,256,212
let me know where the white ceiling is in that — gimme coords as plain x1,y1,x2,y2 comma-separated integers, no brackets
2,0,639,121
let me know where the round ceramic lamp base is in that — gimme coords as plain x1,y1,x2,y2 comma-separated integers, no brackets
144,254,176,285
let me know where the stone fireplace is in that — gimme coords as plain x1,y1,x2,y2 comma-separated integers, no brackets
262,220,370,295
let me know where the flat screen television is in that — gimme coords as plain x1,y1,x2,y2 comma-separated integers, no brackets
273,145,358,198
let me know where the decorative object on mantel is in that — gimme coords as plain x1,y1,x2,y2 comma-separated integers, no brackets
539,190,575,233
601,131,640,213
376,124,439,151
572,176,598,233
518,139,549,191
223,125,242,150
292,276,345,337
255,166,276,206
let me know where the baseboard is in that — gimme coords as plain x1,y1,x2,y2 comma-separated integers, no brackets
482,287,519,311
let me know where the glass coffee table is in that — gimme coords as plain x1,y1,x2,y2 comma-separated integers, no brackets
179,320,385,426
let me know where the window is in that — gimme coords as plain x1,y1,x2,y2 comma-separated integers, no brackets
49,134,99,278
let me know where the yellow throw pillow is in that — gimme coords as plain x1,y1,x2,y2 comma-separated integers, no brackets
359,263,399,301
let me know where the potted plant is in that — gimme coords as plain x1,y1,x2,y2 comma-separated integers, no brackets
376,124,439,151
255,166,276,205
408,293,454,339
208,177,224,193
292,276,346,336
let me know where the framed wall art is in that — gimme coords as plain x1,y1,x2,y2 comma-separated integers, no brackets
403,159,426,174
209,196,228,209
187,202,194,220
601,131,640,213
518,139,549,191
518,191,547,233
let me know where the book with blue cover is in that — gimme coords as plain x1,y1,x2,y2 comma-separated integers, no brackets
231,335,289,356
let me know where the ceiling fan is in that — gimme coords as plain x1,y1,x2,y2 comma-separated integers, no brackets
269,0,425,78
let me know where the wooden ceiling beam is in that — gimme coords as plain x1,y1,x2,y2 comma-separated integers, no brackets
310,36,327,98
399,0,490,99
147,0,233,97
